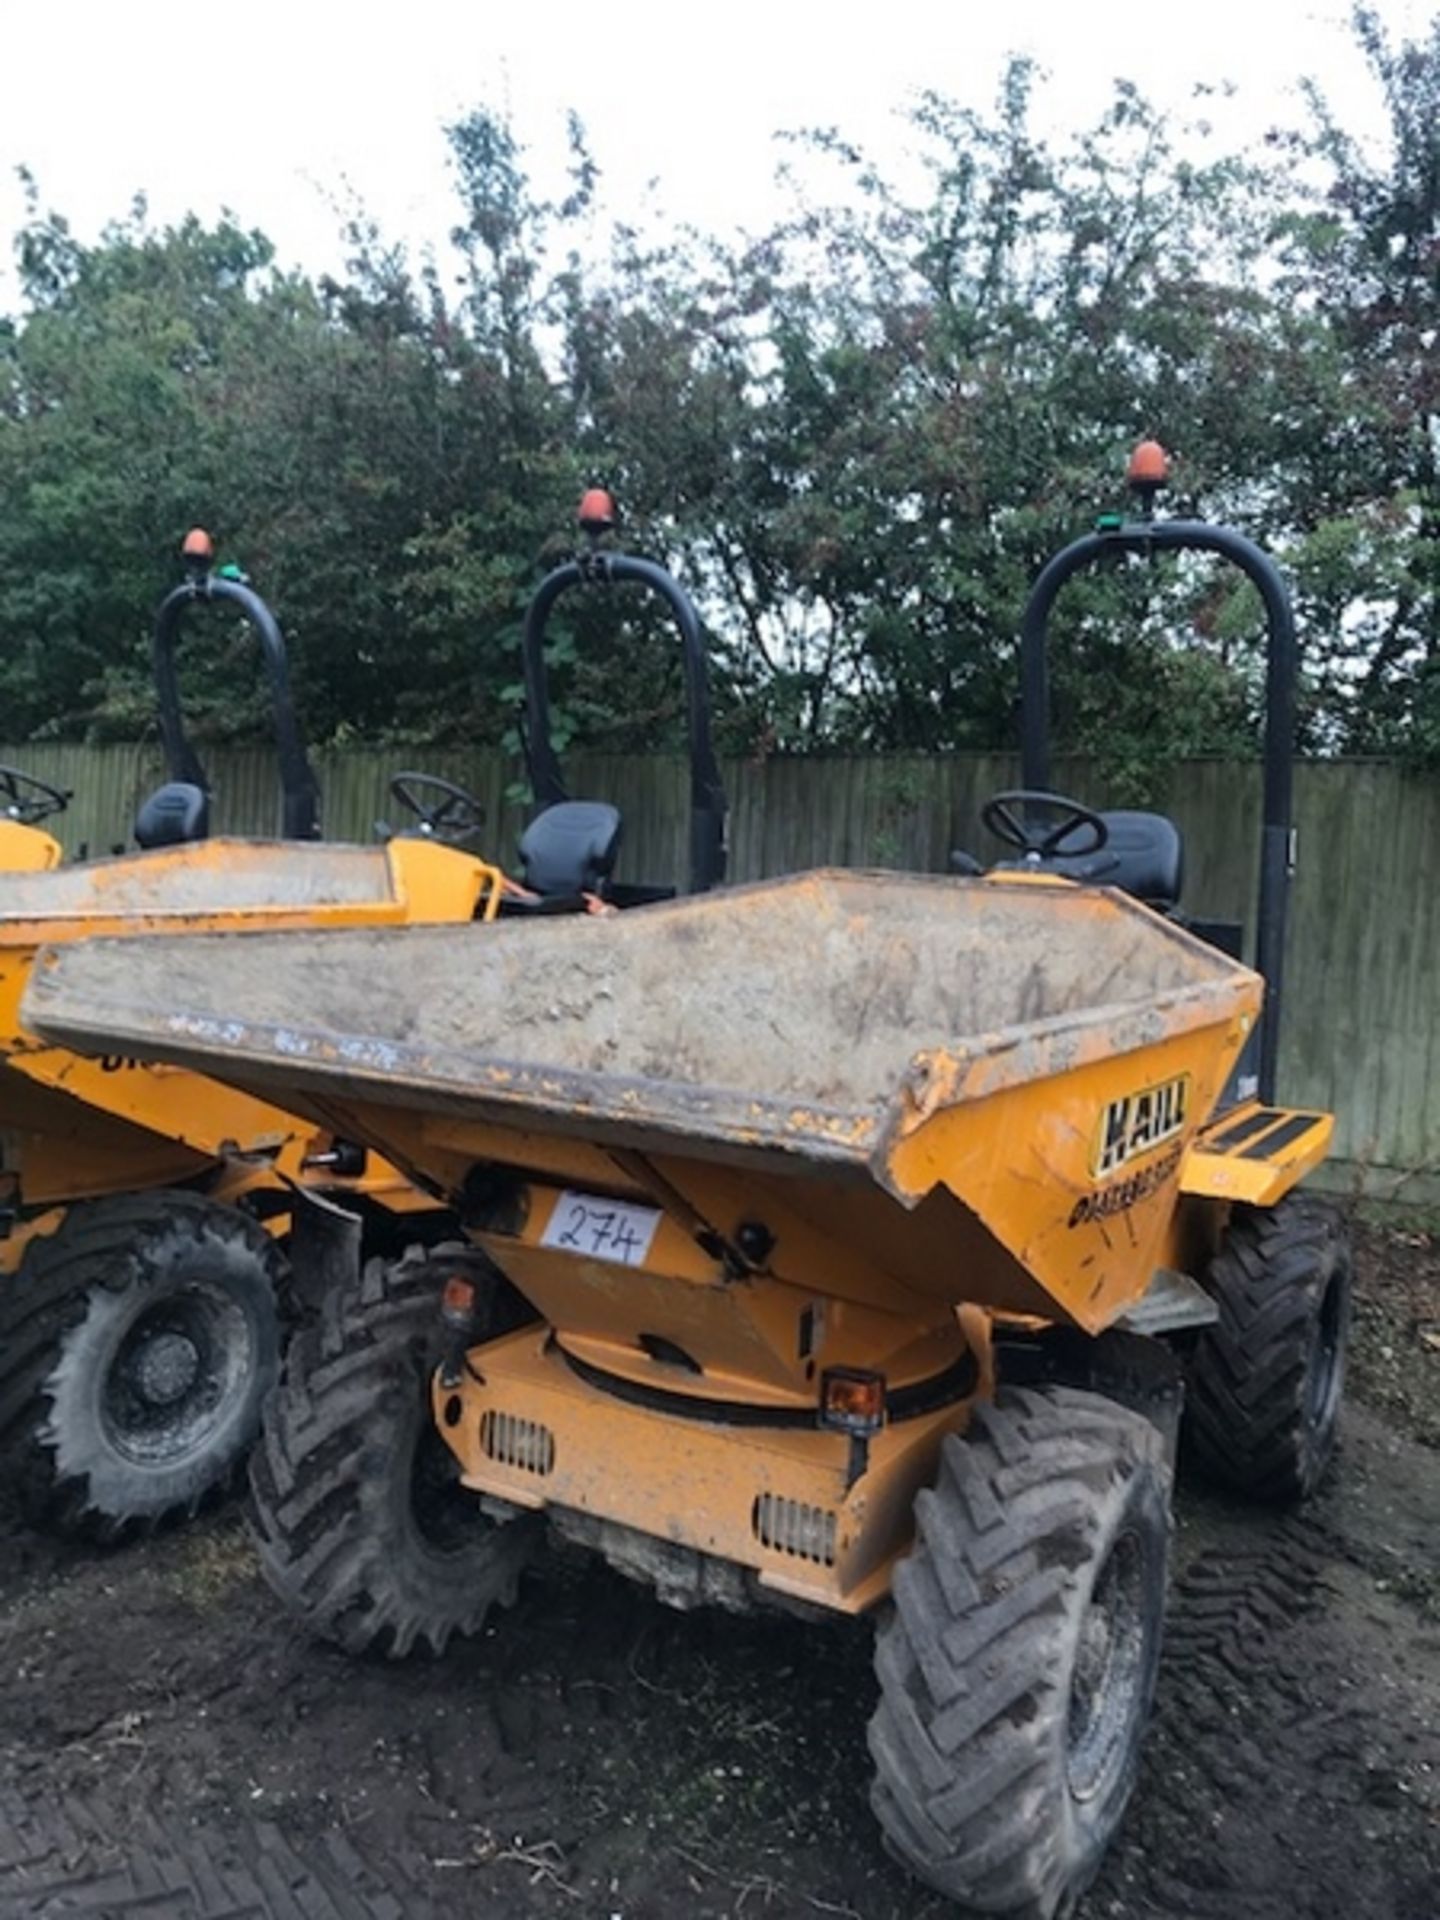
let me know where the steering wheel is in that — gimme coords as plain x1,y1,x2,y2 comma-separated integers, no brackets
387,771,487,843
981,790,1109,860
0,765,72,825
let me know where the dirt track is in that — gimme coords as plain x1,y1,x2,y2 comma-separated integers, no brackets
1,1218,1437,1920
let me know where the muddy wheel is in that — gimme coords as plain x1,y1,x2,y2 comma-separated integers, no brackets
0,1191,284,1540
1187,1195,1352,1503
868,1385,1170,1920
248,1248,539,1656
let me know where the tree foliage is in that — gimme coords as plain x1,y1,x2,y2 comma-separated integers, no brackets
0,10,1435,786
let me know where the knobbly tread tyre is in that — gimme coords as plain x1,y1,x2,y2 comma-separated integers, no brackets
0,1783,432,1916
0,1191,285,1540
868,1385,1171,1920
1186,1194,1352,1503
248,1247,539,1657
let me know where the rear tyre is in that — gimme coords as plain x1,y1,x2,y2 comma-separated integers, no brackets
869,1386,1170,1920
248,1247,539,1656
1186,1195,1352,1503
0,1191,284,1540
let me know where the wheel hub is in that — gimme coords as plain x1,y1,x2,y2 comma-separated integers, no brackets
1074,1600,1113,1702
1304,1269,1345,1432
127,1328,203,1407
1066,1526,1148,1804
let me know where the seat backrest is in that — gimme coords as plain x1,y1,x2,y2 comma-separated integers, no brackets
1051,809,1184,910
518,800,623,897
135,781,210,850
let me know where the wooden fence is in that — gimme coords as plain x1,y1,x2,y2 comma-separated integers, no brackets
8,740,1439,1201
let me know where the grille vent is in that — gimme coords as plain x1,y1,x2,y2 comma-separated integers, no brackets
480,1410,556,1476
752,1492,838,1566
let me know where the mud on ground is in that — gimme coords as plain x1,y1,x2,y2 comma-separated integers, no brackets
1,1216,1437,1919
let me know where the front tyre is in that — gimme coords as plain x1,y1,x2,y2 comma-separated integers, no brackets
248,1248,539,1656
0,1192,284,1540
869,1386,1170,1919
1186,1195,1352,1503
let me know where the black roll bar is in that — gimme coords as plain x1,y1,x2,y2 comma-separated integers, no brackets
1019,517,1297,1104
151,562,322,840
520,548,728,895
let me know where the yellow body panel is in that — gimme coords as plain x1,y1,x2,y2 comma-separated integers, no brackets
472,1175,968,1405
0,835,504,1233
0,820,63,871
19,866,1338,1609
433,1324,982,1613
18,870,1269,1326
1180,1101,1335,1205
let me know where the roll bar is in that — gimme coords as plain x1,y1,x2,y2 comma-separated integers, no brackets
151,531,322,840
1018,452,1297,1102
520,493,727,894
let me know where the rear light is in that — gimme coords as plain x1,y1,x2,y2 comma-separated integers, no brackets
438,1273,482,1387
441,1274,477,1325
820,1368,886,1435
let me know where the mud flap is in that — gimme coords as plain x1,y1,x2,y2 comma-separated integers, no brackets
994,1325,1185,1467
287,1184,363,1311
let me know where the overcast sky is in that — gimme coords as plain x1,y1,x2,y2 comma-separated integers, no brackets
1,0,1432,306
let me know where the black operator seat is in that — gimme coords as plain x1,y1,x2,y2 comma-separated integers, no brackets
518,800,623,897
134,781,210,850
1051,809,1184,912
